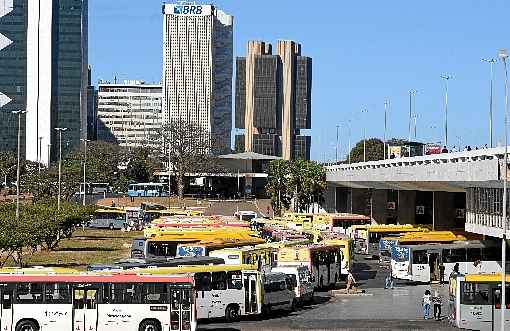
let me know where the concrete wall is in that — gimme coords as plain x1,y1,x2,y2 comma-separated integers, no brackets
433,191,456,229
397,190,416,224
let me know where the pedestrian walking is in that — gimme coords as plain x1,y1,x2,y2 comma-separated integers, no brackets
346,269,357,293
422,289,432,320
384,265,394,289
432,290,443,320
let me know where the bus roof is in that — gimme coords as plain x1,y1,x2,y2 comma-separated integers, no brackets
399,240,497,250
0,267,79,274
366,224,425,233
0,273,193,284
116,264,258,275
95,208,126,214
464,274,510,283
383,231,466,243
330,213,372,220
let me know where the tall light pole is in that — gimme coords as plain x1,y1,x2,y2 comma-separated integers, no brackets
483,58,496,148
55,127,67,211
361,108,368,162
12,110,27,221
408,90,417,142
335,125,340,163
440,75,453,147
413,114,418,140
348,120,352,164
38,137,43,173
498,48,508,331
80,138,90,206
384,100,389,160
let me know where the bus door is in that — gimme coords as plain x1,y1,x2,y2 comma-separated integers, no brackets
73,287,98,331
493,287,510,331
428,252,440,282
170,288,193,331
243,272,259,314
0,285,13,330
411,249,430,283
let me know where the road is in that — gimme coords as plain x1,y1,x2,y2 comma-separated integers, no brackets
198,255,458,331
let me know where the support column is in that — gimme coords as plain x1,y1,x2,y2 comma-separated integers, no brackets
397,190,416,224
351,188,368,215
433,191,456,229
371,189,389,224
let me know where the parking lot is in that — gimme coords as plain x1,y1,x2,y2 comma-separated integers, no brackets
198,256,459,331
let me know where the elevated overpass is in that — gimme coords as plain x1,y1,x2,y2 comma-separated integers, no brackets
324,147,509,237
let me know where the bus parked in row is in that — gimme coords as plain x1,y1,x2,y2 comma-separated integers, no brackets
354,224,426,257
321,239,354,278
130,264,262,322
449,273,510,331
0,270,195,331
391,240,501,283
277,244,342,290
88,208,126,230
209,246,274,271
271,266,314,304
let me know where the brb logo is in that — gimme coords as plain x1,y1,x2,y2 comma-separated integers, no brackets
174,5,203,15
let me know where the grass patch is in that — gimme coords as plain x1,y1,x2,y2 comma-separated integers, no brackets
8,229,142,270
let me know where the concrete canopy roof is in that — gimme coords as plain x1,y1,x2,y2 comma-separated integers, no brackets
217,152,282,160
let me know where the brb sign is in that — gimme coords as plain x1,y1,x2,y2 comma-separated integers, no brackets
169,4,211,16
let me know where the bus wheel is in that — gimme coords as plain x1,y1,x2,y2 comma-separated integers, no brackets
109,223,114,230
16,320,39,331
138,319,161,331
225,304,240,322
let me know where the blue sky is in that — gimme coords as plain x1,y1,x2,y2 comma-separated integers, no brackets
89,0,510,161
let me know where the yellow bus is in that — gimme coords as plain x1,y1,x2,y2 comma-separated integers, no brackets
277,244,341,289
321,239,354,278
209,246,274,270
176,239,266,258
121,264,263,322
449,273,510,330
355,224,427,256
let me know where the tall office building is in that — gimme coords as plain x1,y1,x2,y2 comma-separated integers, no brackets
235,40,312,160
97,80,162,149
162,3,233,153
87,66,97,141
0,0,27,153
0,1,87,164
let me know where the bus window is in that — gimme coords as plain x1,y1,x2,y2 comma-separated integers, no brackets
16,283,43,304
466,248,482,262
449,249,466,263
110,283,140,304
2,285,12,309
482,247,500,261
45,283,71,304
142,283,168,304
227,271,243,290
194,272,212,291
412,250,428,264
461,282,489,305
171,289,181,311
212,272,227,290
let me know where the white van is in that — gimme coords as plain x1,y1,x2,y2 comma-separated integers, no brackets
271,266,314,304
262,272,296,315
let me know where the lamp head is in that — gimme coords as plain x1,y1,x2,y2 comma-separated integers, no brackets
498,49,508,60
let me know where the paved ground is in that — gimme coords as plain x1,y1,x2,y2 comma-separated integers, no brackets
198,255,458,331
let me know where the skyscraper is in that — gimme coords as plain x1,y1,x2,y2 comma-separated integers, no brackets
0,0,27,154
235,40,312,160
162,3,233,153
0,0,87,165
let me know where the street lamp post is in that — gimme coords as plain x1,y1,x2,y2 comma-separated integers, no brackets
440,75,453,147
80,138,90,206
55,128,67,211
348,120,352,164
384,101,388,160
408,90,417,142
413,114,418,140
361,109,368,162
38,137,43,173
12,110,27,221
498,48,508,331
335,126,339,163
483,58,496,148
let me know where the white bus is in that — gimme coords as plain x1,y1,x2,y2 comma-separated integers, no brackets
0,271,195,331
391,240,501,283
129,264,262,322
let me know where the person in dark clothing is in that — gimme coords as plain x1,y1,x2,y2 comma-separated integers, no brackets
432,290,443,320
441,146,448,153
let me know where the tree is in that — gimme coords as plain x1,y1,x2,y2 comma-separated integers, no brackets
349,138,384,163
290,160,327,213
266,159,327,215
159,120,221,199
0,201,92,266
0,151,16,187
265,160,293,216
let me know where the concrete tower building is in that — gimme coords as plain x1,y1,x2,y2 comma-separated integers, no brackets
162,3,233,153
0,0,88,165
235,40,312,160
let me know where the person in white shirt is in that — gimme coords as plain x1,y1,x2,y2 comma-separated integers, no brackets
474,260,482,274
422,289,432,319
